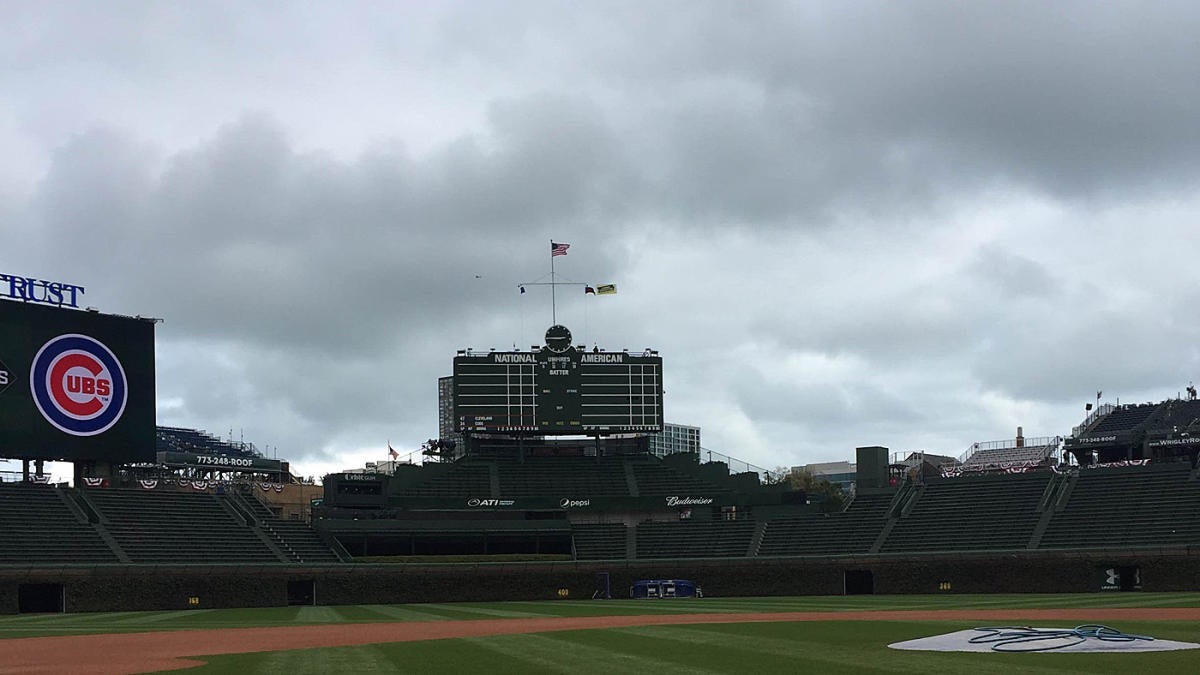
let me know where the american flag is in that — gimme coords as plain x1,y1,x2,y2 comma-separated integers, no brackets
551,241,570,256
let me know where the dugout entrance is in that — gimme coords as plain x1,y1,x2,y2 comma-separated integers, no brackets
18,583,64,613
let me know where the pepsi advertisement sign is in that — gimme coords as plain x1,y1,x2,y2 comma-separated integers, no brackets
0,300,155,463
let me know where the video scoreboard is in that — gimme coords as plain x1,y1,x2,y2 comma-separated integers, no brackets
0,298,156,463
453,325,662,435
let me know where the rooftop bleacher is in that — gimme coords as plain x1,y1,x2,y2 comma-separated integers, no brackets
1147,399,1200,434
1086,403,1162,435
961,442,1057,471
155,426,262,458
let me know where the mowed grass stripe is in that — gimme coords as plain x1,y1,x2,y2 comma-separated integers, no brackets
107,609,217,625
601,621,1198,675
22,617,1200,674
292,606,348,623
419,603,553,618
599,623,937,675
351,604,456,622
2,593,1200,640
228,641,400,675
465,631,727,675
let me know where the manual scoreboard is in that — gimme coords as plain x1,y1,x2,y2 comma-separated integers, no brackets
453,325,662,435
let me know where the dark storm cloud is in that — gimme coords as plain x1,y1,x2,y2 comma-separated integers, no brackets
18,105,632,352
472,1,1200,222
7,106,639,457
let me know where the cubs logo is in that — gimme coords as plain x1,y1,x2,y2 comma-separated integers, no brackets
30,334,127,436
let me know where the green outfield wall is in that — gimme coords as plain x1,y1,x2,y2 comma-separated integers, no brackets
2,549,1199,613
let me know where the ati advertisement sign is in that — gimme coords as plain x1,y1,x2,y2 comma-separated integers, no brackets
467,498,516,507
0,301,155,463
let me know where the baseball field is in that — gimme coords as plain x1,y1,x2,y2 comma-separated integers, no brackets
3,593,1200,673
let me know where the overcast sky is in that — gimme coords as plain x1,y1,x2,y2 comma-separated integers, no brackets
5,1,1200,479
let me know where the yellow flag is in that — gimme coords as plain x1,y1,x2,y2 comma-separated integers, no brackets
596,284,617,295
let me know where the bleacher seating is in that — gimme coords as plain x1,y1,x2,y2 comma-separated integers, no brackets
631,460,727,498
85,489,281,564
1147,399,1200,434
155,426,261,458
879,472,1051,553
757,493,891,556
636,519,755,558
0,483,118,564
1039,462,1200,550
397,460,493,497
572,523,628,560
962,444,1056,471
233,492,342,563
497,457,630,497
1088,403,1162,435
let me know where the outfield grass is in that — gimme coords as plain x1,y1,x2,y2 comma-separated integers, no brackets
190,619,1200,675
1,593,1199,639
2,594,1199,673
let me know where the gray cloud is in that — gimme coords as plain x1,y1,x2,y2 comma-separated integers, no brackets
5,1,1200,476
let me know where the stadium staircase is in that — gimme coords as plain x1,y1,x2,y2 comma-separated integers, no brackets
1038,462,1200,550
1024,472,1071,549
877,472,1051,553
83,489,282,564
757,493,892,557
228,491,345,563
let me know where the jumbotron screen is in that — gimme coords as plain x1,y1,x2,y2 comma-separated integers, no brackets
453,325,662,435
0,300,156,463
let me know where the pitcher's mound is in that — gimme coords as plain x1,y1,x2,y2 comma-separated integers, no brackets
890,626,1200,653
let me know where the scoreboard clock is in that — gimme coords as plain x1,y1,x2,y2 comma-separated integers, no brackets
453,325,663,435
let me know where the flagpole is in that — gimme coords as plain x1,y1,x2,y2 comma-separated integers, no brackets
550,240,557,324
